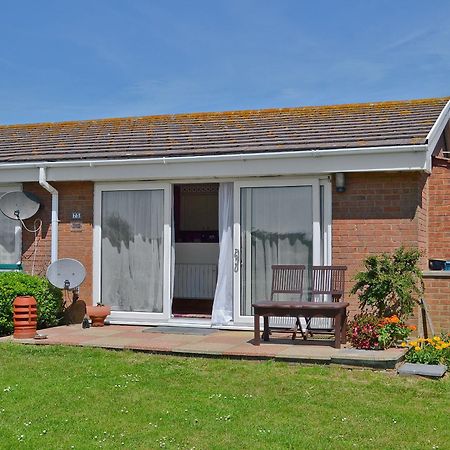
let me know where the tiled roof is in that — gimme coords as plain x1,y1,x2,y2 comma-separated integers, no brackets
0,97,448,163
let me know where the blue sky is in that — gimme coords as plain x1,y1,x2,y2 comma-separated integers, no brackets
1,0,449,125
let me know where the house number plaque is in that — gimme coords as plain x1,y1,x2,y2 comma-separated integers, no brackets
70,211,82,231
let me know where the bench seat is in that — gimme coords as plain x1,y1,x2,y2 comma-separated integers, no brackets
252,301,349,348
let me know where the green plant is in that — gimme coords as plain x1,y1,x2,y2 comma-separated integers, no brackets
351,247,423,319
403,334,450,366
348,313,414,350
347,313,381,349
0,272,63,337
377,315,414,349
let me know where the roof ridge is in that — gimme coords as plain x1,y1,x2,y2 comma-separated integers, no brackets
1,96,449,129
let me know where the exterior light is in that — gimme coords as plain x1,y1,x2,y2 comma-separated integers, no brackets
335,173,346,192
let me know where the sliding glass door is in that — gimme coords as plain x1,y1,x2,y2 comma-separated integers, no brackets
94,182,171,322
233,178,328,324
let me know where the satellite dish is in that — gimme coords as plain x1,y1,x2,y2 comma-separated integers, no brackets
0,191,40,220
46,258,86,290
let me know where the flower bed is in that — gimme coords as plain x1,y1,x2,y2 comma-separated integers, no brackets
348,314,415,350
402,335,450,366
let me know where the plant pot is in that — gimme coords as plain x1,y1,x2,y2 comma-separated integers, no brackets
86,305,111,327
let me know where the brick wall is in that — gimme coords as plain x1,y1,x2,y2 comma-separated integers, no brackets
17,167,450,331
424,156,450,332
428,157,450,260
22,182,94,305
422,275,450,334
332,172,426,319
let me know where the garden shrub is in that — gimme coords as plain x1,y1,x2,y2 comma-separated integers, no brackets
347,313,381,349
348,313,414,350
0,272,63,337
351,247,423,318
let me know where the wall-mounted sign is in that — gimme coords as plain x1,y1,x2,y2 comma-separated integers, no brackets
71,211,82,232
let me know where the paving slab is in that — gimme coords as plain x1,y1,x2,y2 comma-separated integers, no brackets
81,336,147,349
173,341,238,355
276,344,335,362
143,326,218,336
397,363,447,378
332,348,407,369
223,343,290,358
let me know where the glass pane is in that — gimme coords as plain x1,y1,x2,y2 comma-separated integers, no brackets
101,190,164,313
320,184,324,265
0,191,18,264
240,186,313,316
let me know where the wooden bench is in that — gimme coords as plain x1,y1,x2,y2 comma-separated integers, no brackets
252,265,348,349
252,301,349,348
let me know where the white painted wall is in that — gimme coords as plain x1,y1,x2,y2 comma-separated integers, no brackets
175,243,219,264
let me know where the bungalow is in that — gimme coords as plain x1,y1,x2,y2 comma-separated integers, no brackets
0,97,449,332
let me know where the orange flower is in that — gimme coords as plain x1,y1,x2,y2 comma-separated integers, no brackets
380,315,401,325
408,325,416,331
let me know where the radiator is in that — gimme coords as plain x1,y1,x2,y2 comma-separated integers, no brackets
174,263,218,299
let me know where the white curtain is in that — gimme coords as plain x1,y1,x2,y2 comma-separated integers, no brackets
101,190,164,312
170,189,175,301
211,183,233,326
241,186,313,316
0,191,19,264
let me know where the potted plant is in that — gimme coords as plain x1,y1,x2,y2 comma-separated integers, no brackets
86,302,111,327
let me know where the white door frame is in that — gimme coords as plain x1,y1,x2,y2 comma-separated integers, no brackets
232,176,331,326
0,183,23,265
93,181,172,323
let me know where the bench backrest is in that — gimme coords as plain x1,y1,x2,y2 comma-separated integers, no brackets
311,265,347,302
270,265,305,301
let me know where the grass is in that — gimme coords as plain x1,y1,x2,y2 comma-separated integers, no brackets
0,343,448,449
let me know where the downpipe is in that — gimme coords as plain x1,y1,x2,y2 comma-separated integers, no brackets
38,167,58,263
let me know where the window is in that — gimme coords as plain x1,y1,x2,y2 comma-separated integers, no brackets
174,184,219,243
0,184,22,264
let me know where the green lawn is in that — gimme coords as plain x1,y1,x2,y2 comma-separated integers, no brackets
0,343,448,449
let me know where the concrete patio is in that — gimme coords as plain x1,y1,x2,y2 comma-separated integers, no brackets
1,324,406,369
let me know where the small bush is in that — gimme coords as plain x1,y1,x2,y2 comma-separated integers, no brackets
351,247,423,319
0,272,63,337
347,313,381,349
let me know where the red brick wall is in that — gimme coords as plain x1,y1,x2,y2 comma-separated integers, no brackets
17,166,450,331
424,156,450,332
422,275,450,334
22,182,94,305
332,172,426,319
428,157,450,260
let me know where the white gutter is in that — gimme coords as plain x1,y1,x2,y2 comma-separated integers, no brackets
38,167,58,263
0,144,428,170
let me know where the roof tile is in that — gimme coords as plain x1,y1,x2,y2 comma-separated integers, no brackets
0,97,448,163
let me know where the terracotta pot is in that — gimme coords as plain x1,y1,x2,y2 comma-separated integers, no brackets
13,296,38,339
86,305,111,327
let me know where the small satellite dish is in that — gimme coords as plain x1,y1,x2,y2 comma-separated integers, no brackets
46,258,86,291
0,191,40,220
